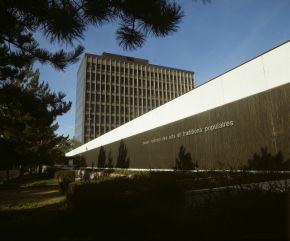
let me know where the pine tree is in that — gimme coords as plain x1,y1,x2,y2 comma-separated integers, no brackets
0,0,183,81
106,150,114,168
116,140,130,168
175,145,196,170
0,67,71,174
97,146,106,168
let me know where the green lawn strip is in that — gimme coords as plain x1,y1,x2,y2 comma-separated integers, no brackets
0,196,66,211
20,178,58,188
0,174,58,189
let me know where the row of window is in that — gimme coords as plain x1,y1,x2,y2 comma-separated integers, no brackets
85,92,181,101
86,72,193,83
86,82,191,92
85,104,154,115
86,62,192,78
86,91,183,97
85,99,168,111
85,114,137,124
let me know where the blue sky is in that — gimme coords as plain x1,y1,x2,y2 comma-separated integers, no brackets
34,0,290,138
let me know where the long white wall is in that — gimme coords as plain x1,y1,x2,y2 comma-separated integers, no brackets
66,41,290,157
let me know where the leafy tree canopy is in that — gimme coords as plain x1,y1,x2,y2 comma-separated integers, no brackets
0,0,183,81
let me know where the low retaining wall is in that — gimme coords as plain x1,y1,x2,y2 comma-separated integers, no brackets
185,179,290,208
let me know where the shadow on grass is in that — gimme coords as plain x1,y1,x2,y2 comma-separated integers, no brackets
0,186,63,206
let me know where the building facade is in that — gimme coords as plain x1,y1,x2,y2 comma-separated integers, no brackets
75,53,195,143
68,41,290,170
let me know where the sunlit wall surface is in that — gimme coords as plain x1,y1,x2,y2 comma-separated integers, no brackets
74,57,86,143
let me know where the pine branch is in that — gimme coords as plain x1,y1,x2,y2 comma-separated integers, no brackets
2,36,84,70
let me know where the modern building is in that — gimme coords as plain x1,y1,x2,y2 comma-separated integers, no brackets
75,52,195,143
68,41,290,170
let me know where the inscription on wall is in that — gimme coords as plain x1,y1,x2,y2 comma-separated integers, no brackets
142,120,234,145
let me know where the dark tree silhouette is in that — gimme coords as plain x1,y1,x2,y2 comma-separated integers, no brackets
116,140,130,168
245,147,290,171
0,67,71,175
0,0,183,81
106,150,114,168
97,146,106,168
175,145,197,170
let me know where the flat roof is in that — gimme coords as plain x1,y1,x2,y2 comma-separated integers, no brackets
83,52,195,74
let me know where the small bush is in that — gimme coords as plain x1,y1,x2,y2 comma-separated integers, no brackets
55,170,75,194
44,166,64,178
66,174,184,213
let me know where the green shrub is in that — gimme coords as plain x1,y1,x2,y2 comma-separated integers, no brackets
44,166,64,178
55,170,75,194
66,174,184,213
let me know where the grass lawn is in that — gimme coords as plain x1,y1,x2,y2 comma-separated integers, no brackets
0,173,63,208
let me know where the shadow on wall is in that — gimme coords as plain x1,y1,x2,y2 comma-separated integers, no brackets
97,146,106,168
116,140,130,168
174,145,198,170
95,140,130,169
243,147,290,171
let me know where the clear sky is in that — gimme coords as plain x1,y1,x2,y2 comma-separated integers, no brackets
34,0,290,138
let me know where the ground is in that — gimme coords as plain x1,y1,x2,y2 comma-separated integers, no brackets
0,186,64,208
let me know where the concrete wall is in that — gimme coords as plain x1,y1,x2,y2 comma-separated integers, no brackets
83,83,290,169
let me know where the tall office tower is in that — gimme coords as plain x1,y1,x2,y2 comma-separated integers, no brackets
75,52,195,144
